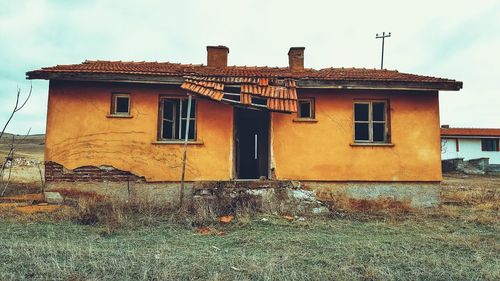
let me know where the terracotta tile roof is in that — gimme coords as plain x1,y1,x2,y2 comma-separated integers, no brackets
26,60,462,87
181,76,298,113
441,128,500,137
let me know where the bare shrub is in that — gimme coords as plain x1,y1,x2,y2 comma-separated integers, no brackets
188,191,266,226
74,195,182,234
1,85,32,197
76,197,124,236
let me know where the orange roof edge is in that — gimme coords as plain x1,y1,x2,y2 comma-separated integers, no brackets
441,127,500,137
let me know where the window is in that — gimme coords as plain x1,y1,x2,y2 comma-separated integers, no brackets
159,97,196,141
481,139,499,151
111,93,130,115
354,101,388,142
297,99,315,119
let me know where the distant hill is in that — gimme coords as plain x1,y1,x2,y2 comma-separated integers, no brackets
0,133,46,144
0,133,45,161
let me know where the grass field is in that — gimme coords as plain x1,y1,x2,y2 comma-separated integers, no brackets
0,212,498,281
0,134,499,280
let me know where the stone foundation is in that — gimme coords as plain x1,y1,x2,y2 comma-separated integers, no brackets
45,181,328,216
303,181,440,208
442,158,499,175
45,180,440,209
44,162,440,209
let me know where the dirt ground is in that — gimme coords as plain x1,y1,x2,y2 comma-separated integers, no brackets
442,173,500,206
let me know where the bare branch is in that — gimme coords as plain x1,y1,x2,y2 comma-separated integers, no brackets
0,83,32,140
0,142,15,197
14,83,32,113
0,85,33,197
0,154,13,197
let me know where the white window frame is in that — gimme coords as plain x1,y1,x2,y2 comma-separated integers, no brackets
111,93,131,115
353,100,389,143
159,96,197,141
481,138,499,152
297,98,315,119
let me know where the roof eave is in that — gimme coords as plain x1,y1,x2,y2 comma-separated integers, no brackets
442,135,500,139
26,71,463,91
298,79,462,91
26,71,184,85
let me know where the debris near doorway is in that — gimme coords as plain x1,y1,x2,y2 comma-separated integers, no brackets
189,180,330,222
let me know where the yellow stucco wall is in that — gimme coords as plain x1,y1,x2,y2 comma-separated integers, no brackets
45,81,442,182
272,89,442,181
45,80,234,181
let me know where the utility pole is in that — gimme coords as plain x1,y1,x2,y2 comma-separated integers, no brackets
376,32,391,69
179,94,192,209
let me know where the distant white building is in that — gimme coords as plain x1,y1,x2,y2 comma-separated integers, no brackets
441,127,500,164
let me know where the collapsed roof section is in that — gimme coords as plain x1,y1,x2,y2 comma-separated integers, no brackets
181,76,298,113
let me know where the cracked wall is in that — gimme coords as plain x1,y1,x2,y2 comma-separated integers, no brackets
46,81,442,183
45,80,233,182
271,89,442,181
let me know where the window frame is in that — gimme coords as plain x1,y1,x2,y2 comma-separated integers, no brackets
158,96,197,141
353,100,390,143
297,98,315,119
110,93,131,116
481,138,499,152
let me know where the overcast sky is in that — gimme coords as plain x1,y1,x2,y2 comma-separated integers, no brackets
1,0,499,135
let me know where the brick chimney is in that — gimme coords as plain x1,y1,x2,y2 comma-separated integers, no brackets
288,47,305,72
207,45,229,67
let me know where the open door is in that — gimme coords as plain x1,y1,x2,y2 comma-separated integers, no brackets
234,107,270,179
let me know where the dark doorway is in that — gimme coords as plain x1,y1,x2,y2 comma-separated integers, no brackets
234,107,270,179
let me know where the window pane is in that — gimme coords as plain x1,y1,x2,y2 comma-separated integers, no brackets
163,100,175,120
190,100,196,118
188,120,195,139
175,112,181,139
299,101,311,118
182,99,196,118
355,123,369,141
116,97,129,113
354,103,369,121
180,119,195,140
481,139,488,151
224,93,241,102
159,98,196,141
373,102,385,121
162,121,173,139
482,139,498,151
373,123,386,142
252,96,267,106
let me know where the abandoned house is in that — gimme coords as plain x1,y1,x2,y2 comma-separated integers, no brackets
26,46,463,207
441,126,500,164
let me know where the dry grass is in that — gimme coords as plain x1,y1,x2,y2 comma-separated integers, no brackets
0,163,499,280
0,210,498,280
